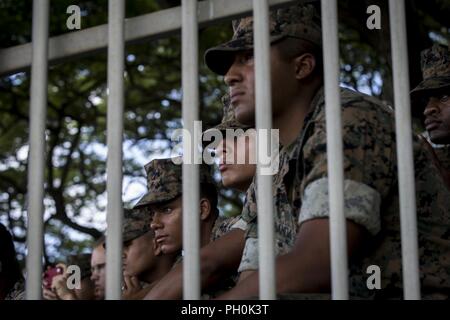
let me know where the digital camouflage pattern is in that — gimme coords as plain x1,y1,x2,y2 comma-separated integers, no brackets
434,146,450,172
240,87,450,299
204,2,321,75
134,157,215,208
4,279,25,300
210,215,246,242
411,44,450,100
122,208,152,243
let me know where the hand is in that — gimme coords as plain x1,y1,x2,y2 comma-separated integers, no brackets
153,239,163,256
121,275,144,300
42,287,59,300
50,264,77,300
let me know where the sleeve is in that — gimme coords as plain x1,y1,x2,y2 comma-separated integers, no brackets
229,217,248,231
298,103,396,236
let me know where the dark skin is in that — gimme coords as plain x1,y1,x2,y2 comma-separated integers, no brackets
423,92,450,145
143,228,245,299
143,194,245,300
216,43,368,299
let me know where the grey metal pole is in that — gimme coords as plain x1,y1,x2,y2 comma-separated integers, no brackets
388,0,421,300
253,0,276,300
321,0,349,300
105,0,125,300
182,0,201,300
25,0,49,300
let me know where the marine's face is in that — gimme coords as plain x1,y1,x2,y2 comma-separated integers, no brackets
423,93,450,144
149,196,183,255
215,131,256,192
224,46,300,127
122,232,157,277
224,50,256,126
90,245,106,300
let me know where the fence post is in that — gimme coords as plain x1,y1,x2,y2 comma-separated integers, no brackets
388,0,421,300
25,0,50,300
182,0,201,300
321,0,349,300
253,0,276,300
105,0,125,300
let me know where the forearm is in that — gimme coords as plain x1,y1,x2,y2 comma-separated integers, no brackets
144,229,245,299
144,263,183,300
217,250,330,300
217,219,368,300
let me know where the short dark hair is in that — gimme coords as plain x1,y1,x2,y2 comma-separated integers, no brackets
276,37,323,78
93,235,105,249
200,183,219,217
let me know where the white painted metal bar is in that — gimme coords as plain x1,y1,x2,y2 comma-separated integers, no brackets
0,0,298,77
182,0,201,300
25,0,49,300
321,0,349,300
253,0,276,300
388,0,421,300
105,0,125,300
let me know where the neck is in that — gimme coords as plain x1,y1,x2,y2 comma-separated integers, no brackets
273,82,322,146
200,214,217,247
139,254,175,285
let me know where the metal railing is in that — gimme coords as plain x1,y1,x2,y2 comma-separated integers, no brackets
2,0,421,300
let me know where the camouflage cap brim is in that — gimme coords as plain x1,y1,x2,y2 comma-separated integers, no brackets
122,229,151,243
204,34,286,76
133,184,182,209
203,120,252,136
410,76,450,99
202,123,253,150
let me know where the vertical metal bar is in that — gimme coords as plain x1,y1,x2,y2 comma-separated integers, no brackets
25,0,49,300
388,0,421,300
321,0,349,300
182,0,200,300
105,0,125,300
253,0,276,300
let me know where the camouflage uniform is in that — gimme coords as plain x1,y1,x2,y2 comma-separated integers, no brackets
205,2,450,299
411,44,450,187
4,279,25,300
134,156,246,261
434,146,450,172
240,86,450,299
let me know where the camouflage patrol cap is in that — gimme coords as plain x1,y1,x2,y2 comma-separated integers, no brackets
122,208,152,243
204,2,322,75
411,44,450,99
67,253,92,279
133,157,215,208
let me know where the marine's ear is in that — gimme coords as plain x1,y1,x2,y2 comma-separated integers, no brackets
294,53,316,80
199,198,212,221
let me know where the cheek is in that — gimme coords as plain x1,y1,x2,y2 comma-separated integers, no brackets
442,105,450,126
244,164,257,179
166,213,182,238
125,248,136,263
